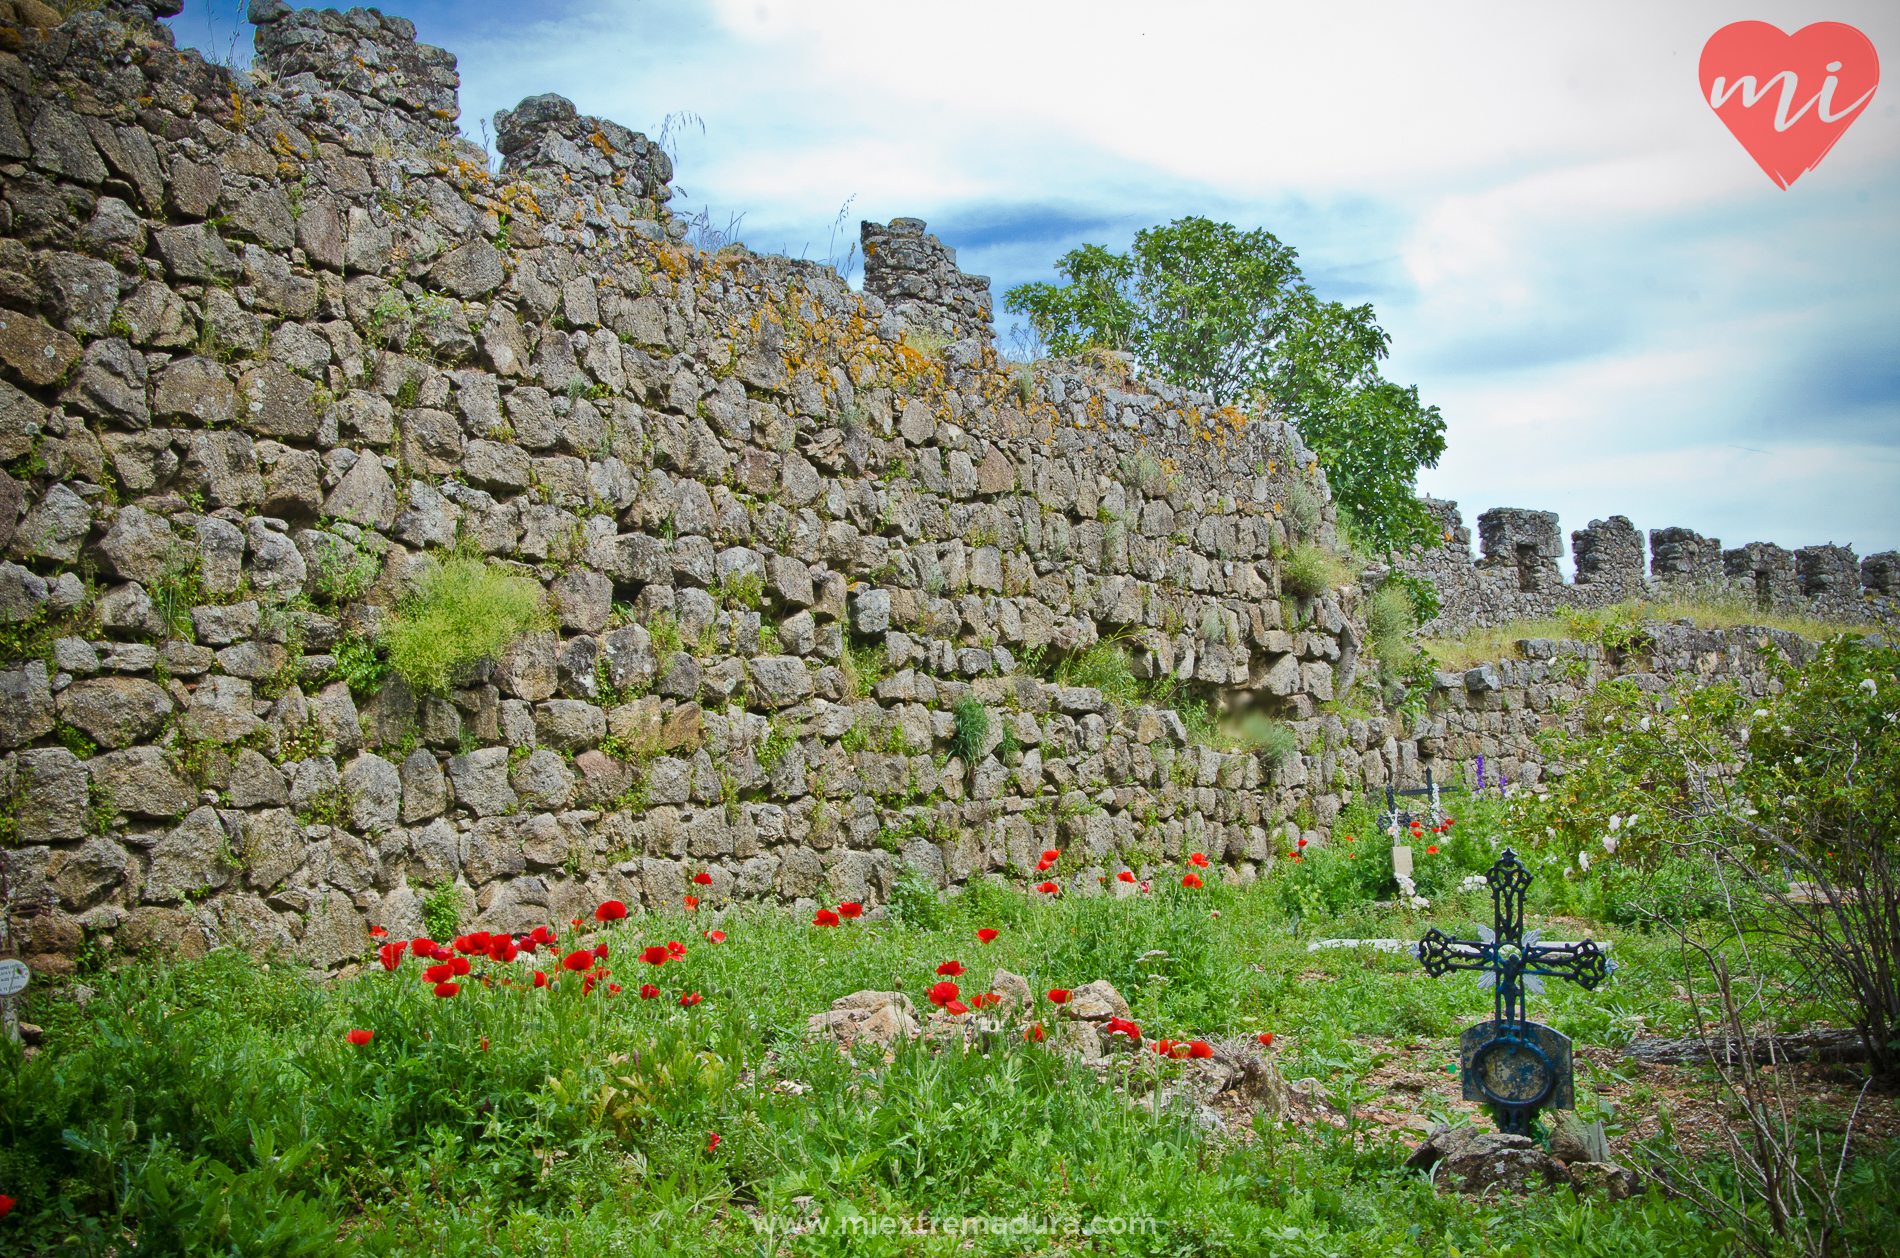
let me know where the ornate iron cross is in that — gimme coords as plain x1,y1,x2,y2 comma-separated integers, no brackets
1416,849,1611,1134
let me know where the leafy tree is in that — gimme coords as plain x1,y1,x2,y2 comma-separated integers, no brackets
1004,217,1446,553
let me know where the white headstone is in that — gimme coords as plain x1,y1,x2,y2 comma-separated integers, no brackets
0,959,28,997
1392,846,1413,879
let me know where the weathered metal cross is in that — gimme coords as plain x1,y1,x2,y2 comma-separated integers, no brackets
1416,849,1611,1135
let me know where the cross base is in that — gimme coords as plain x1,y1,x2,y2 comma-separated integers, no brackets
1458,1019,1574,1136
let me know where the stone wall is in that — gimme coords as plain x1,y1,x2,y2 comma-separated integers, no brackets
860,217,993,342
0,2,1874,980
1416,622,1815,796
0,2,1414,977
1400,499,1897,635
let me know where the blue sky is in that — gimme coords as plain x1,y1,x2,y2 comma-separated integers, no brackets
171,1,1900,566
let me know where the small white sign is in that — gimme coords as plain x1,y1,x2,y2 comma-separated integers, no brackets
0,959,28,997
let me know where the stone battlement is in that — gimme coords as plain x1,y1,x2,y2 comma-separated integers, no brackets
1399,499,1895,634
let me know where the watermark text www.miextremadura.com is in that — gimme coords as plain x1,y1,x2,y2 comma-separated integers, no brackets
746,1213,1158,1238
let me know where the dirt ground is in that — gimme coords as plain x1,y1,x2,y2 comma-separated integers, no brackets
1232,1030,1900,1166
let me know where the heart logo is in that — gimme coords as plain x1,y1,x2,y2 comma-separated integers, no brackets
1698,21,1880,189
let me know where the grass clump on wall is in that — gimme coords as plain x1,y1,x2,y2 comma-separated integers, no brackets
385,556,548,694
1281,542,1347,597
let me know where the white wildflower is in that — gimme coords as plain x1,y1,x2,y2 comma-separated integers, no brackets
1860,678,1878,696
1608,815,1622,832
1578,851,1592,871
1754,709,1770,717
1602,833,1619,854
1639,717,1651,731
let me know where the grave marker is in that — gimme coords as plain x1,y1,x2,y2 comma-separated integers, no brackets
1416,850,1611,1135
0,958,27,1043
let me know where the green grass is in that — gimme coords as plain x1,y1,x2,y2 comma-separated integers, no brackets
10,836,1891,1256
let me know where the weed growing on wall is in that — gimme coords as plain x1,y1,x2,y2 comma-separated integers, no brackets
384,556,548,693
1281,542,1347,597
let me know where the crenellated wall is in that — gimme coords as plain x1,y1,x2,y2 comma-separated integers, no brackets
1399,499,1896,635
860,217,994,343
0,2,1880,981
0,1,1412,978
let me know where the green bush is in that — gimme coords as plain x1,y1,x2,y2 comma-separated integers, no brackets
1366,580,1416,669
1050,639,1140,704
383,556,548,694
1281,542,1346,597
948,696,989,765
304,535,382,610
888,870,946,930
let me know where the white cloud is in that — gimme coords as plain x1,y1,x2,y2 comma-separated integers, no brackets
181,0,1900,555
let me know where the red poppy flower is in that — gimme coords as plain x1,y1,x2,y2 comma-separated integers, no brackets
1155,1038,1177,1057
488,938,516,963
927,980,961,1007
570,917,584,928
1047,988,1071,1004
423,962,452,983
640,983,659,999
1188,852,1209,868
596,900,629,922
433,981,460,998
1116,870,1135,883
976,928,999,944
1025,1023,1047,1042
345,1028,373,1045
0,1195,13,1217
1426,845,1440,854
1035,858,1054,872
691,871,712,886
450,956,471,977
411,936,435,954
519,938,537,956
471,932,494,951
838,902,863,919
608,983,622,995
452,936,471,955
1296,837,1308,848
1182,872,1204,888
369,926,387,938
1041,849,1061,862
679,991,702,1007
533,971,548,988
583,975,598,995
1343,835,1356,844
706,1132,722,1153
595,943,610,960
1187,1040,1213,1059
667,940,686,957
1257,1031,1274,1047
1105,1017,1141,1045
684,895,699,909
531,926,555,945
704,929,727,943
378,942,406,971
563,949,595,972
813,909,840,927
946,1000,970,1015
936,960,964,977
1037,881,1059,894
